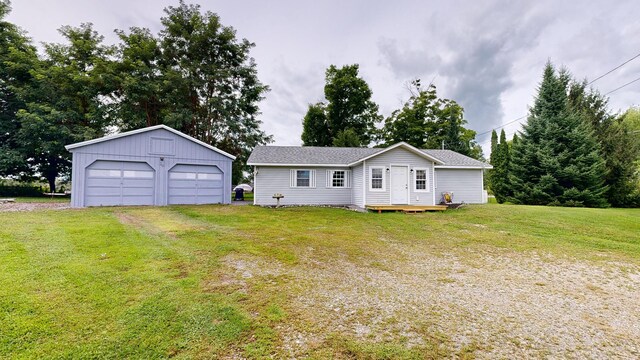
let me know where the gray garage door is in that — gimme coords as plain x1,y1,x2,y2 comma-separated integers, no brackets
85,161,155,206
168,164,224,204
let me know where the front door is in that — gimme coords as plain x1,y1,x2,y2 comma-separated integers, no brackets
390,166,409,204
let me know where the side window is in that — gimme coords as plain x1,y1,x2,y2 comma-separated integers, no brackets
370,167,385,191
290,169,315,188
414,168,429,192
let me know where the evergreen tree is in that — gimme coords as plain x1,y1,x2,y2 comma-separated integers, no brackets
332,128,360,147
509,63,608,207
487,130,499,193
491,130,511,203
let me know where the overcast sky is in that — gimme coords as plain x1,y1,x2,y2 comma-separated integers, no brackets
7,0,640,152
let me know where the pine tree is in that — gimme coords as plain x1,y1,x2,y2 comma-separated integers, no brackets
488,130,499,195
492,130,511,203
509,63,608,207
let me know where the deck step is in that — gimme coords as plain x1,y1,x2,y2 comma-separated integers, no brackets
365,204,447,213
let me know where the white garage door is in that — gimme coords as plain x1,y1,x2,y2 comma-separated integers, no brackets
168,164,224,205
85,161,155,206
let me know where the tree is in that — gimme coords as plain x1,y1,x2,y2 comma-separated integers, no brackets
568,83,640,207
301,64,380,146
509,63,608,207
332,128,360,147
161,1,270,183
0,0,37,177
14,23,115,192
490,130,511,203
381,80,483,159
301,102,330,146
112,27,163,129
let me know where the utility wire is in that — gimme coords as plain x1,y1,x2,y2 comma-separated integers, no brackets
587,51,640,85
475,51,640,140
602,75,640,96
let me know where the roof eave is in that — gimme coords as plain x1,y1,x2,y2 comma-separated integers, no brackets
434,165,493,169
248,163,350,167
347,142,445,166
64,125,236,160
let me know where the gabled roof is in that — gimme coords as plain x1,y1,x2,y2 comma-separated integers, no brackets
247,143,492,168
65,125,236,160
423,150,491,168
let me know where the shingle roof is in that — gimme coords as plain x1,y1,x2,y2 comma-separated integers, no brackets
248,146,382,165
247,145,491,168
421,149,490,167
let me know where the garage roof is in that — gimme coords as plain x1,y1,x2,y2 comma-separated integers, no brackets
65,125,236,160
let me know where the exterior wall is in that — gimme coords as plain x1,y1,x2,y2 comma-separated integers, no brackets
435,168,484,204
363,148,435,206
351,163,364,207
254,166,352,206
69,128,232,207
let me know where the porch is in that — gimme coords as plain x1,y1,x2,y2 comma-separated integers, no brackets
365,204,448,214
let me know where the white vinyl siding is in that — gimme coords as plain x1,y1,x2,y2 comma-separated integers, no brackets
434,168,483,204
255,167,350,206
326,170,351,188
413,167,430,192
365,147,435,206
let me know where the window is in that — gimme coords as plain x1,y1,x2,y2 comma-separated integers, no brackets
170,172,196,180
87,169,121,178
290,169,316,188
198,173,222,180
123,170,154,179
413,168,430,192
369,167,385,191
326,170,351,188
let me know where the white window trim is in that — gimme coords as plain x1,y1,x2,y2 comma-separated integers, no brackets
413,167,430,193
290,169,316,188
326,169,351,188
369,166,386,192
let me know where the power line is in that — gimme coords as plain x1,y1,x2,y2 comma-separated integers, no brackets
602,75,640,96
587,51,640,85
475,116,526,137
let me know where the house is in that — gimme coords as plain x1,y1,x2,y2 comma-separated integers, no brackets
65,125,234,208
247,142,492,207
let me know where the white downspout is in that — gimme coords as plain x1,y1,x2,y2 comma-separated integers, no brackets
362,160,366,207
253,166,257,205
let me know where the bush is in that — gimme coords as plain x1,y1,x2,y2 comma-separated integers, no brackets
0,184,45,197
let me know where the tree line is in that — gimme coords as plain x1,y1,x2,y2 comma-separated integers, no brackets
489,62,640,207
0,0,271,191
301,65,484,159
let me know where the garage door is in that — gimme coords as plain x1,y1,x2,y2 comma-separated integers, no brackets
168,164,223,204
85,161,155,206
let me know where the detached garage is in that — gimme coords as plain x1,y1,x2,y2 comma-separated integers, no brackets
65,125,235,208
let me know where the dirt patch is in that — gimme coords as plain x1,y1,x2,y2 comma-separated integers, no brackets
221,247,640,359
0,202,69,212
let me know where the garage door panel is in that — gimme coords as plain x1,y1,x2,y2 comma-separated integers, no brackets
85,186,122,197
85,160,155,207
168,164,224,205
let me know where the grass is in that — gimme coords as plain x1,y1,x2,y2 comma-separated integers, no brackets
0,203,638,358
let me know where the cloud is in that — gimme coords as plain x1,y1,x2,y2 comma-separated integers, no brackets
378,1,551,136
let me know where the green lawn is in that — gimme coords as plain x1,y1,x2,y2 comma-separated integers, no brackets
12,196,70,203
0,204,638,358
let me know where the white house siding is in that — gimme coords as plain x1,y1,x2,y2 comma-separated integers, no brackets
364,147,435,206
435,169,483,204
69,128,232,207
351,164,363,207
254,166,352,206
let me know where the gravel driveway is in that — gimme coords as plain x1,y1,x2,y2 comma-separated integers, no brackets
225,244,640,358
0,202,69,212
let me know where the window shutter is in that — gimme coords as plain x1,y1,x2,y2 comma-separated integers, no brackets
346,170,352,188
311,170,316,188
290,169,296,187
326,170,331,188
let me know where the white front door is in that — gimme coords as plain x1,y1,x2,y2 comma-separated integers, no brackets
390,166,409,204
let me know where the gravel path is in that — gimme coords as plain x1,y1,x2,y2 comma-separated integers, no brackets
225,245,640,358
0,202,70,212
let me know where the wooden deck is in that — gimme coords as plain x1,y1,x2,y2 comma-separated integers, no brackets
365,204,448,213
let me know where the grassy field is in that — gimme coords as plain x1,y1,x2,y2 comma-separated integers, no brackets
1,204,639,358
